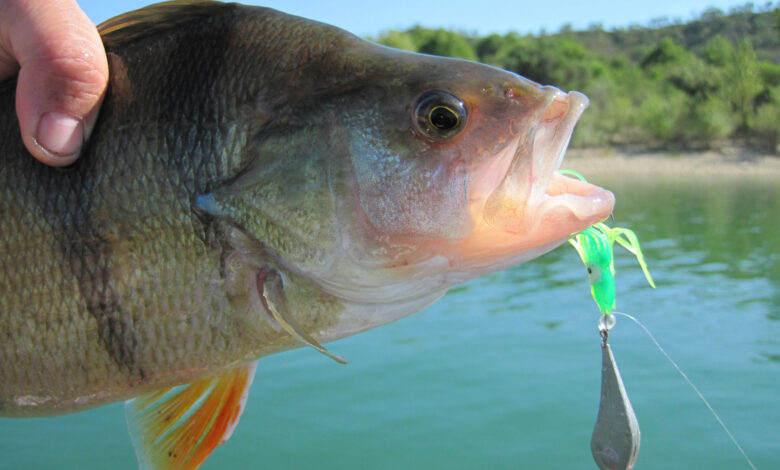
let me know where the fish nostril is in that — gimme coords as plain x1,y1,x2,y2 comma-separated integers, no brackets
503,81,560,110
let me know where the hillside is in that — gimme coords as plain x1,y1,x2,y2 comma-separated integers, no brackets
373,4,780,152
571,5,779,63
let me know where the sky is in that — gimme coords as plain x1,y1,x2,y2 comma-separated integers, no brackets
78,0,769,37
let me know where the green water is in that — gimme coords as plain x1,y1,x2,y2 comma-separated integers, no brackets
1,172,778,469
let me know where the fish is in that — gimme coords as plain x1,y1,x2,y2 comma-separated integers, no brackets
0,1,615,468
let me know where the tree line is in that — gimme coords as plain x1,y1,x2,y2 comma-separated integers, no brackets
373,4,780,152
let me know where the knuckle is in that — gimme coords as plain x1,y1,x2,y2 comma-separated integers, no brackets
30,45,109,108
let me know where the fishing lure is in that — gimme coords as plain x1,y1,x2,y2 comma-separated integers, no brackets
562,176,655,314
561,169,654,470
563,170,757,470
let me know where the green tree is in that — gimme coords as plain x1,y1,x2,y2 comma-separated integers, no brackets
475,33,506,64
775,6,780,39
754,83,780,149
722,40,763,134
496,36,598,89
640,37,689,68
702,35,733,66
416,29,477,61
374,30,416,52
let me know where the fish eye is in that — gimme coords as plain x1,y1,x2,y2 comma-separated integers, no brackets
588,265,602,284
414,91,467,140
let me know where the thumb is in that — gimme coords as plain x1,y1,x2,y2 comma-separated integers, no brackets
0,0,108,166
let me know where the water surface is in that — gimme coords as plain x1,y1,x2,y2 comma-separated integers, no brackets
1,170,778,469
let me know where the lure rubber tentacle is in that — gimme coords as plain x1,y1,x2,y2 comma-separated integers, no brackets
562,169,655,314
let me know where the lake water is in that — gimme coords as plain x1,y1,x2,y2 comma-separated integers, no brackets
1,169,778,469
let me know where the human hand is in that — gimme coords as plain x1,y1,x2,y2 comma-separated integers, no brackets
0,0,108,166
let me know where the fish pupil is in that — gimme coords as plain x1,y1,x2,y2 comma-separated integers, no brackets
429,106,458,130
413,90,467,140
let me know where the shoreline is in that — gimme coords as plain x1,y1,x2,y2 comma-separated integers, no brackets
562,148,780,178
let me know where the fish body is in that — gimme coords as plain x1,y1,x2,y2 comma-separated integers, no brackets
0,2,614,468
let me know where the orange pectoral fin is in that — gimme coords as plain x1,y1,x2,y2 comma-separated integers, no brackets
125,362,258,470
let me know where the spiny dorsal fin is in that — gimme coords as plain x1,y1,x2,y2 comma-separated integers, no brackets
98,1,241,49
126,361,258,470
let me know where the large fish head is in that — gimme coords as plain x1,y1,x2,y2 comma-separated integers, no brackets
332,46,614,290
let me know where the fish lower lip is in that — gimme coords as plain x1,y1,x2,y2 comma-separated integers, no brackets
544,173,615,221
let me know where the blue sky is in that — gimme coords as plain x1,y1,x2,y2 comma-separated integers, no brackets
79,0,768,37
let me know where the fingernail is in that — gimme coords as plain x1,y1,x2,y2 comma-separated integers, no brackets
36,112,84,158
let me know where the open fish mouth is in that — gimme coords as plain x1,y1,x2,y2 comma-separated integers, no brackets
482,87,614,237
454,85,614,271
534,90,615,225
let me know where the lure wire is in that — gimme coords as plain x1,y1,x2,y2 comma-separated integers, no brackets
612,312,758,470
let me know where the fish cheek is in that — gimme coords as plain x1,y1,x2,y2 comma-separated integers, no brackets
348,124,473,242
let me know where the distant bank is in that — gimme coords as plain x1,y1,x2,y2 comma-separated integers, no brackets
565,146,780,178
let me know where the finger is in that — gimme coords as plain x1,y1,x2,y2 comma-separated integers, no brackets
0,0,108,166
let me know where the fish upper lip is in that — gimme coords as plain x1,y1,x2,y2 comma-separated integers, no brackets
530,88,589,200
